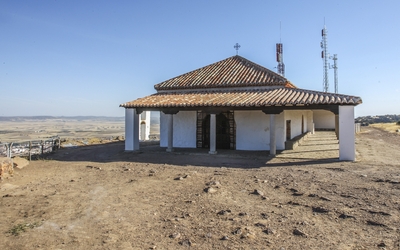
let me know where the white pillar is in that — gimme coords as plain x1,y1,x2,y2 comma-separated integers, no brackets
166,114,174,152
209,113,217,154
307,111,315,134
270,114,276,156
125,108,140,151
339,106,355,161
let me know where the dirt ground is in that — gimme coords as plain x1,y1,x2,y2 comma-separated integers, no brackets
1,127,399,250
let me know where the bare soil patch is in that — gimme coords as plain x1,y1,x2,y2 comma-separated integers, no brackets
1,127,399,249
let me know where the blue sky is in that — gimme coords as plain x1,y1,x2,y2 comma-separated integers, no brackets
1,0,399,117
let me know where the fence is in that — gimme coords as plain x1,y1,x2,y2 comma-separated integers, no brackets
355,123,361,133
0,137,61,160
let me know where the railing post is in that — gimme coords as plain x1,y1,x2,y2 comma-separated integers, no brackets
29,141,32,161
9,142,13,158
41,140,44,156
5,143,9,158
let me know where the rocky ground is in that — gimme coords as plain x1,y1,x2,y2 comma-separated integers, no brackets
0,127,399,250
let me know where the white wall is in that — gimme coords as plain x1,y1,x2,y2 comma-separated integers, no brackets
235,111,287,151
160,112,168,147
283,110,312,139
160,111,197,148
306,110,314,133
235,111,269,150
159,109,313,151
313,110,335,129
275,113,285,150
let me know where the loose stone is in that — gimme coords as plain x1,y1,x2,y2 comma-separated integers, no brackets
293,228,307,237
312,206,330,213
217,209,231,215
204,187,217,193
170,232,181,239
179,239,192,247
252,189,264,196
263,228,275,235
232,228,242,235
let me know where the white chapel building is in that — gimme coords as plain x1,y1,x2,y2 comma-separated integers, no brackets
120,55,362,160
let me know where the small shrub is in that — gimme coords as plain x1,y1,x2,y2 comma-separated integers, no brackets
7,222,41,236
397,121,400,126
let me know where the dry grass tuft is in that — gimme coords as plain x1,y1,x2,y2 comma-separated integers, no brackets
370,122,400,133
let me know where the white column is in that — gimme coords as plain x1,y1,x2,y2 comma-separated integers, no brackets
125,109,134,151
133,110,139,150
125,109,140,151
209,113,217,154
166,114,174,152
307,111,315,134
270,114,276,156
339,106,355,161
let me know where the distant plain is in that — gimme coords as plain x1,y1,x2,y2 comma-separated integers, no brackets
0,116,160,143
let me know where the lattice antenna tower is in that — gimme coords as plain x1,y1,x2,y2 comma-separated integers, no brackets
276,22,285,76
331,54,338,93
321,25,329,92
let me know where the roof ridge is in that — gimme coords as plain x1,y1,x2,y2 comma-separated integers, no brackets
154,55,293,91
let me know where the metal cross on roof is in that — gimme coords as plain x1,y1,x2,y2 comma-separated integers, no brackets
234,43,241,55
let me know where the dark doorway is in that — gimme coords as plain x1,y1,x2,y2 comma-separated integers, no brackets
286,120,291,140
301,115,304,134
197,111,235,149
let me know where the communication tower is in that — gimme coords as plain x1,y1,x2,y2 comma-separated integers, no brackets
321,25,329,92
276,43,285,76
276,22,285,76
331,54,338,93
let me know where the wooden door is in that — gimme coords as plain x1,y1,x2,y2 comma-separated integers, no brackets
286,120,291,140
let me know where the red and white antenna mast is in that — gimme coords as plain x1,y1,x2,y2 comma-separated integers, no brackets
321,24,329,92
276,22,285,76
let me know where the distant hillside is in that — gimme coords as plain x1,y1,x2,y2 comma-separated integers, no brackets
0,114,161,124
355,114,400,126
0,116,124,122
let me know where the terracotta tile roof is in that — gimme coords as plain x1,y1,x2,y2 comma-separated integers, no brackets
120,88,362,109
154,55,296,91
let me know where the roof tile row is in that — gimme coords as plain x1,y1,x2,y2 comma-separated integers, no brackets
120,88,362,109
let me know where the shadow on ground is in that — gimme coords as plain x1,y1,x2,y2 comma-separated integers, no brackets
47,135,340,169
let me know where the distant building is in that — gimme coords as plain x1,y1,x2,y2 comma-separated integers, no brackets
139,111,150,141
120,56,362,160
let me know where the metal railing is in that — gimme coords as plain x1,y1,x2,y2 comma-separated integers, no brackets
0,137,61,160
